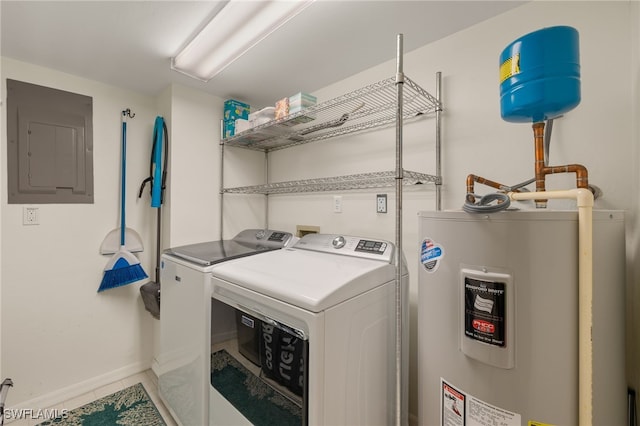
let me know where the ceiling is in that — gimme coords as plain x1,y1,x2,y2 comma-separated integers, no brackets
1,1,525,108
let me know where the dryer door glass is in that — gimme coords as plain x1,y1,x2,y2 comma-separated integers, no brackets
210,298,308,425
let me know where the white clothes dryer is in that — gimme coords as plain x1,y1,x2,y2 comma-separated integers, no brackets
158,229,295,426
208,233,409,426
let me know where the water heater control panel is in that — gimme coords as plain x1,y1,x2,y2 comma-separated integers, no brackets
460,266,515,369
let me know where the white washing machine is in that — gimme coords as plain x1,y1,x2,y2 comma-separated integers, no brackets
207,233,409,426
158,229,295,426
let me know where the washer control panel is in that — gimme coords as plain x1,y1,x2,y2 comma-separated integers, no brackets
355,239,388,254
295,233,394,262
233,229,293,246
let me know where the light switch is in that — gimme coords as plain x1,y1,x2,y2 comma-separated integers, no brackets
333,195,342,213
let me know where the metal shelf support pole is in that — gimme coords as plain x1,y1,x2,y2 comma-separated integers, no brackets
435,71,442,211
264,151,269,229
219,120,225,240
394,33,407,426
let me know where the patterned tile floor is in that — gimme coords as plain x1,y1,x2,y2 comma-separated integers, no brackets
5,370,178,426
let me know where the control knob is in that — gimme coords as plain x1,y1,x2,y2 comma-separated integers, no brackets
332,236,346,249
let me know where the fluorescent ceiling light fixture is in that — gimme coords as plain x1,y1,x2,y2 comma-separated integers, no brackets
172,0,314,82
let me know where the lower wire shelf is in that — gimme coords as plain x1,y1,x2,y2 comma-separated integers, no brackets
221,169,439,195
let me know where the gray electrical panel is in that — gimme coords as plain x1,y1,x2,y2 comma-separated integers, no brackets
6,79,93,204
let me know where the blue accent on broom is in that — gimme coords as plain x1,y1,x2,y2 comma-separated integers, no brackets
99,256,148,292
99,111,148,292
151,117,164,208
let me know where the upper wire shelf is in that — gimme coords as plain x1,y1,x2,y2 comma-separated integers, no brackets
222,76,441,152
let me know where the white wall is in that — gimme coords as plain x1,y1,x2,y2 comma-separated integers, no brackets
162,84,268,247
263,1,637,421
0,1,4,386
0,58,158,407
164,85,221,247
0,65,275,411
1,1,638,423
630,0,640,403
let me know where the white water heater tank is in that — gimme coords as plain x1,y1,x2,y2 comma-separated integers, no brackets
417,210,625,426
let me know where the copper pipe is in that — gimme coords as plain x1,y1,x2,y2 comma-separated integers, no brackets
466,121,589,208
533,122,589,208
466,174,515,203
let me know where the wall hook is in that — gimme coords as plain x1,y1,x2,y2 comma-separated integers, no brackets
122,108,135,119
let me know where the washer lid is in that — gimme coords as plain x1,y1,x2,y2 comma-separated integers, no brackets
164,229,293,266
210,235,398,312
164,240,278,266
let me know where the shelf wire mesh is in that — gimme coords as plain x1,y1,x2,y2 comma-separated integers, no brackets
223,76,440,152
221,75,441,195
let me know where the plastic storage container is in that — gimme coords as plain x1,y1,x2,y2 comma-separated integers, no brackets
235,310,261,366
499,26,580,123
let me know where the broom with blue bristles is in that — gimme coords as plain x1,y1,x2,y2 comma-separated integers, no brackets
99,109,148,292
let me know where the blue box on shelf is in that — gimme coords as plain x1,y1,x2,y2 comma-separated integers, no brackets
223,99,250,139
224,99,250,122
223,120,237,139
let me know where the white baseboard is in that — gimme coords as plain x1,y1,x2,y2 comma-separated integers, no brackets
150,357,161,378
11,360,152,411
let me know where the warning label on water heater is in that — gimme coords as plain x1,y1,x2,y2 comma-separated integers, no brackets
441,379,521,426
464,277,506,347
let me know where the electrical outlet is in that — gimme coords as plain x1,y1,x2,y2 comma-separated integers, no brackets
333,195,342,213
376,194,387,213
23,206,39,225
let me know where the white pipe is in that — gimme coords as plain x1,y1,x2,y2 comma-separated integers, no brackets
508,188,594,426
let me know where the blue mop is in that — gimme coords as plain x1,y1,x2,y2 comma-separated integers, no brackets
99,110,148,292
138,117,168,318
150,116,165,207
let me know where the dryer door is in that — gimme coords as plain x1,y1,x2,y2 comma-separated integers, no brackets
209,295,309,426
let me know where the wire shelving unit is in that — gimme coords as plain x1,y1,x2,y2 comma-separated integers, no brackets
219,34,443,426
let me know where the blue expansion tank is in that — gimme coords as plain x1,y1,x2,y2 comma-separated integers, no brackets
499,26,581,123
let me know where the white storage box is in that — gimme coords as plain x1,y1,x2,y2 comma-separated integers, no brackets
234,119,252,133
248,106,275,123
289,92,317,114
